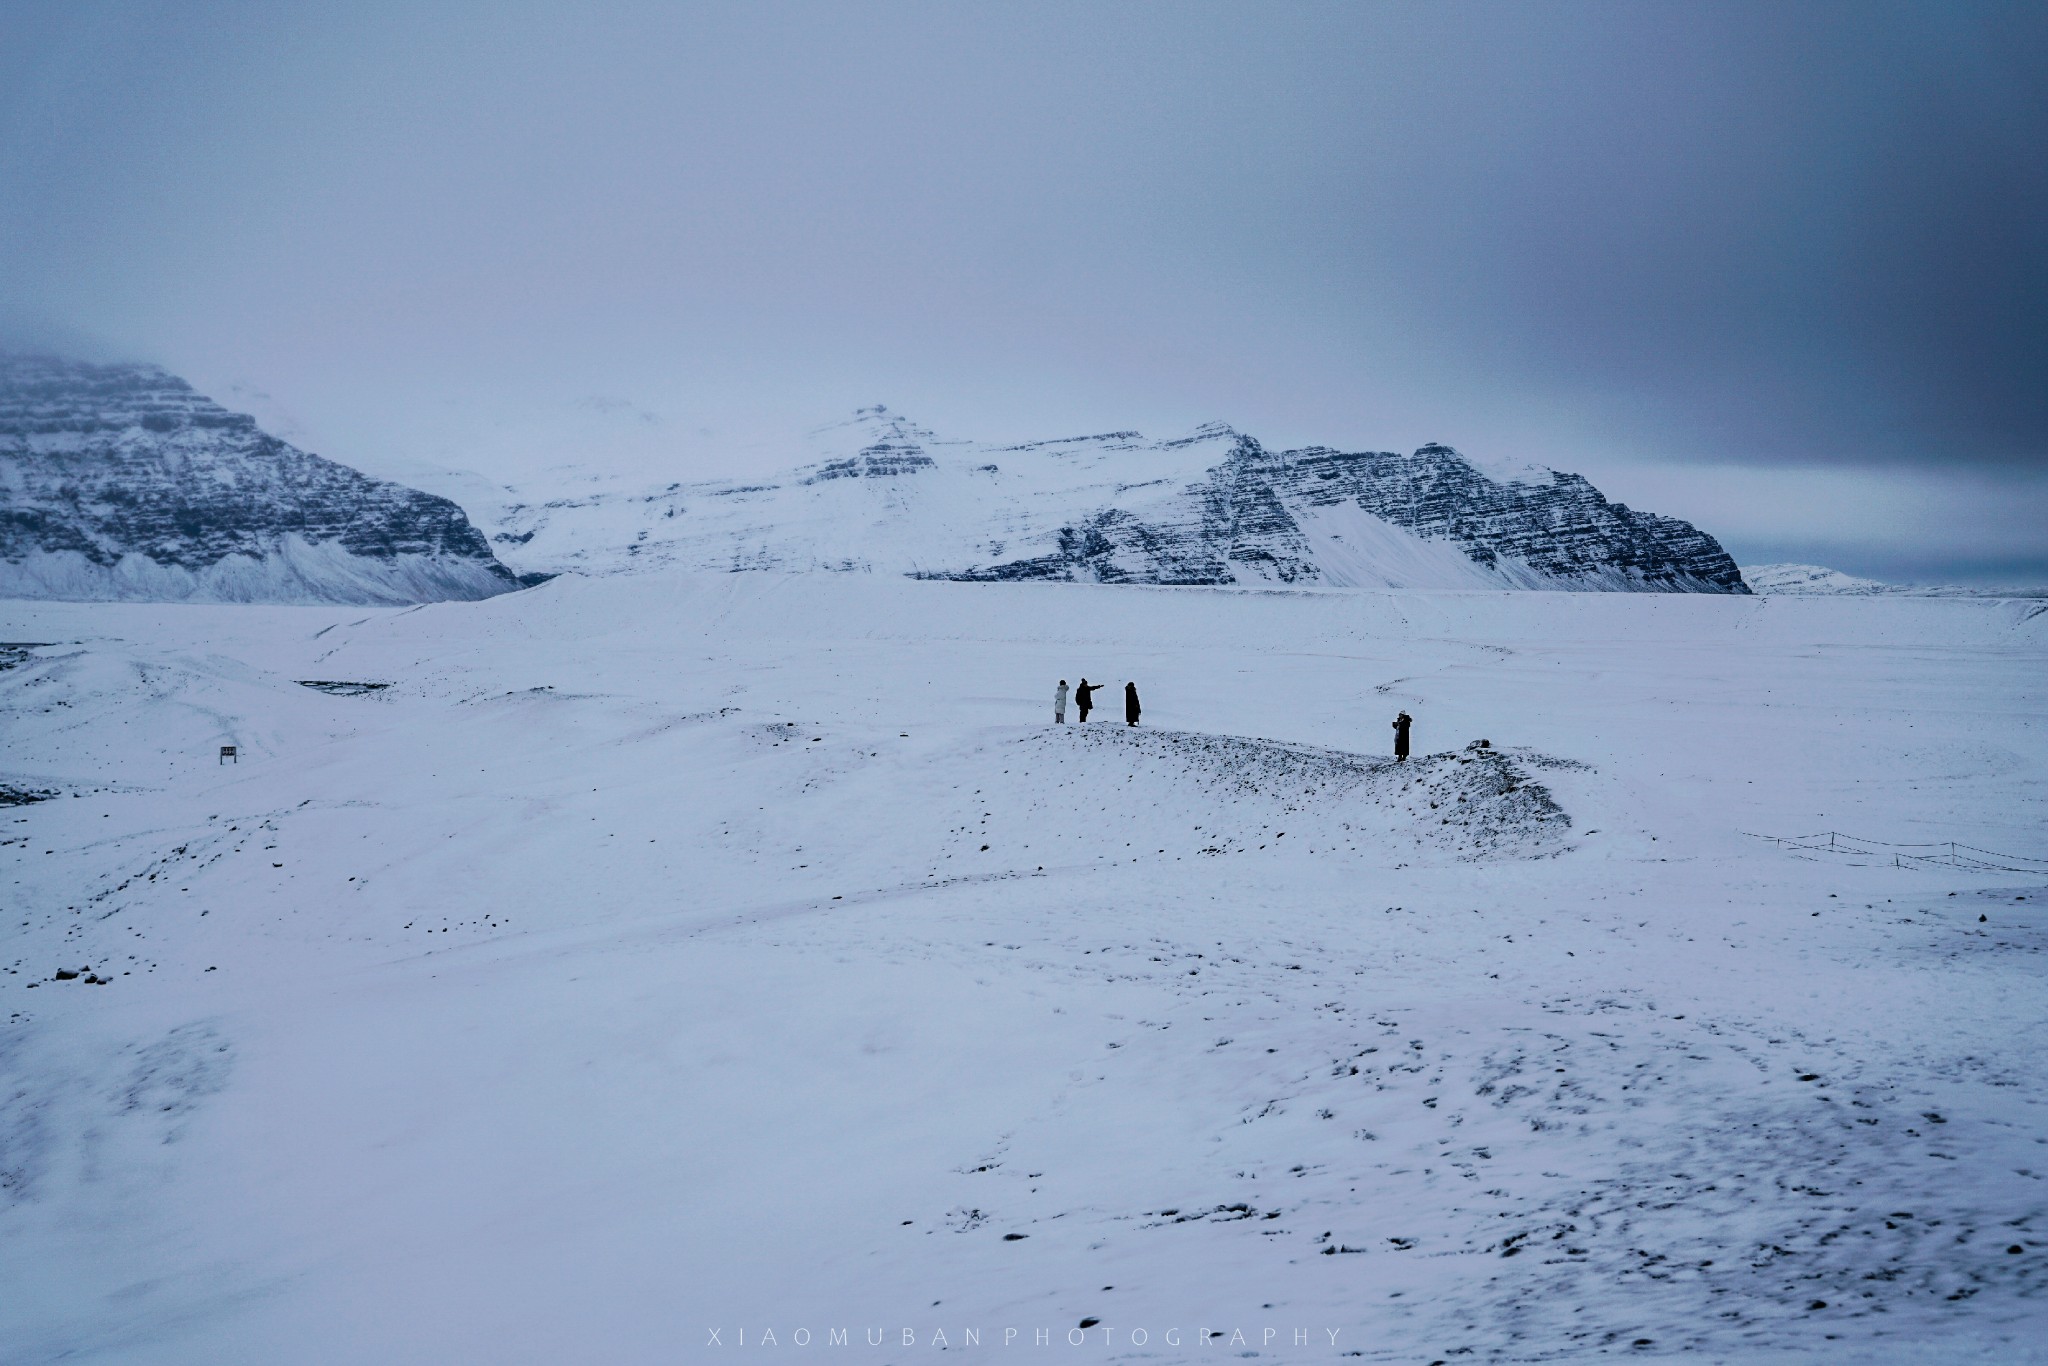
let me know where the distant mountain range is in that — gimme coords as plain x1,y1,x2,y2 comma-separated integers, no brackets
490,406,1749,593
1,358,1752,603
0,356,526,604
1743,563,2048,599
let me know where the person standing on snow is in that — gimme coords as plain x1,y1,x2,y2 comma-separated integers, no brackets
1392,710,1412,762
1124,681,1141,726
1054,679,1069,724
1074,678,1098,722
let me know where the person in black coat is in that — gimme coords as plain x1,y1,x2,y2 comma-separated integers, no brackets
1124,681,1141,726
1074,678,1098,722
1392,710,1412,761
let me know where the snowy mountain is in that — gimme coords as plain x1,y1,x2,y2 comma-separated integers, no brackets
491,406,1750,593
0,355,528,604
1741,563,1897,595
1744,562,2048,599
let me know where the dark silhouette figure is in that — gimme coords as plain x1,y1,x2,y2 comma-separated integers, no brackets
1124,681,1141,726
1075,678,1098,722
1392,711,1412,761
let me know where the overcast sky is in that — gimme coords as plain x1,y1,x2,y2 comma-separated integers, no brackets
4,0,2044,583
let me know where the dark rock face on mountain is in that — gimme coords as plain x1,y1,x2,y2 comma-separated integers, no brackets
803,442,937,483
941,431,1748,592
0,356,525,603
1287,442,1743,589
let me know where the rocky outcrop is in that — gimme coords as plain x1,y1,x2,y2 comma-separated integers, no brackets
0,355,526,604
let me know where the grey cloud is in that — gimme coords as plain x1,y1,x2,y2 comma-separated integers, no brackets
1,0,2042,580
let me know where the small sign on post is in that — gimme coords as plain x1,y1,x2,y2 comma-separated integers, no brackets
219,745,237,764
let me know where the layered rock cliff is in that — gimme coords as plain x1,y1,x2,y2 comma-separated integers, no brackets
0,356,526,604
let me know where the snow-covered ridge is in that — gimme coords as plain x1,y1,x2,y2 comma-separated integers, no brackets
1745,562,2048,599
0,355,527,604
493,405,1749,593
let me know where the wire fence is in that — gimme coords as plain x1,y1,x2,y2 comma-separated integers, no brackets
1748,830,2048,874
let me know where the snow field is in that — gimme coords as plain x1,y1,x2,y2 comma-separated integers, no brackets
1,573,2044,1363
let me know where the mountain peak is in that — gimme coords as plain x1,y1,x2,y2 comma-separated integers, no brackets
809,403,938,446
1162,420,1246,448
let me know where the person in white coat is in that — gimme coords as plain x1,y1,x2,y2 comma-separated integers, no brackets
1054,679,1069,723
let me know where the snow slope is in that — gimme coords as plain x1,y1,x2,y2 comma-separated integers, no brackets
490,408,1748,593
2,577,2044,1363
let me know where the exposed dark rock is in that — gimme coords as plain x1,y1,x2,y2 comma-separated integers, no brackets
1,354,525,603
945,434,1745,591
296,680,393,696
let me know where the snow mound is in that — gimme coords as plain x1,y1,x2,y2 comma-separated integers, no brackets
979,727,1575,867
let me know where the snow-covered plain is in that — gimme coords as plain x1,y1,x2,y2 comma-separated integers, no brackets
2,575,2045,1363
